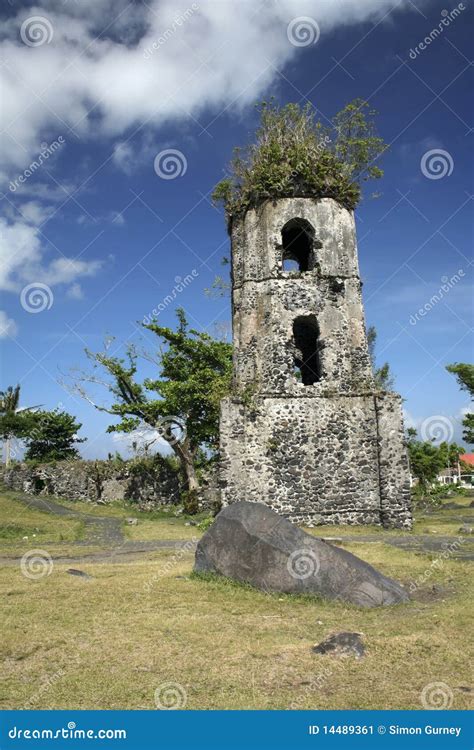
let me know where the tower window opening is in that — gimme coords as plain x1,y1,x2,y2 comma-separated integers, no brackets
293,315,321,385
281,219,315,272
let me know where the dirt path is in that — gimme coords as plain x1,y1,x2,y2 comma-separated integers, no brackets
1,494,472,565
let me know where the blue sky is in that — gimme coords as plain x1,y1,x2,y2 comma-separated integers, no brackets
0,0,472,458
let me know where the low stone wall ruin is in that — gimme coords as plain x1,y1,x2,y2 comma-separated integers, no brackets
0,458,180,510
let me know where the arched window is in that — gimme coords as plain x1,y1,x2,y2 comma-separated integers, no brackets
293,315,322,385
281,218,315,272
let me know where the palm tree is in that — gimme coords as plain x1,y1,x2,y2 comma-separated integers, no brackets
0,385,42,467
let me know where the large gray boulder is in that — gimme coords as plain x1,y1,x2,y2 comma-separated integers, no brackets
194,501,408,607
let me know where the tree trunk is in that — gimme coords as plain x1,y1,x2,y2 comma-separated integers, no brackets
5,436,11,468
172,437,199,514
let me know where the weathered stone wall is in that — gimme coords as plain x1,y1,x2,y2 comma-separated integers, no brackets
220,197,412,528
1,459,180,509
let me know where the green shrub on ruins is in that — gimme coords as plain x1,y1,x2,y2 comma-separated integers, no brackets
212,99,387,229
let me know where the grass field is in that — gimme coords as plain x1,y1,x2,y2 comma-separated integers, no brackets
0,491,84,546
0,489,473,710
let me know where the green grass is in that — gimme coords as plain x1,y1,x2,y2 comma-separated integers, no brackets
0,491,84,547
49,494,207,541
0,541,472,710
0,487,472,710
305,497,473,539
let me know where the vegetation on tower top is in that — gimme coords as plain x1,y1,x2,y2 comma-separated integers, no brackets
212,99,388,230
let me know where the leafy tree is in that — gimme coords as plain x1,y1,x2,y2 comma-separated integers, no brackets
446,363,474,443
0,385,20,413
0,385,41,466
438,440,465,469
23,410,86,462
212,99,387,228
406,428,445,497
76,309,233,513
367,326,394,391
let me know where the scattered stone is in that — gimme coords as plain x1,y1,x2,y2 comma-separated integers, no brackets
125,518,138,526
459,525,473,535
320,536,343,544
184,522,191,526
66,568,92,579
442,502,465,510
313,632,365,659
194,502,409,607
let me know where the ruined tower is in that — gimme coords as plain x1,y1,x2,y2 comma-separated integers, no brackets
219,197,412,528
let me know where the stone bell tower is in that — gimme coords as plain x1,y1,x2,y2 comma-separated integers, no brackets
219,197,412,528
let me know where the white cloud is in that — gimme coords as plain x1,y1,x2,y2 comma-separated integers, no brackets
0,0,428,178
112,141,135,175
0,215,103,292
66,282,84,300
0,310,18,338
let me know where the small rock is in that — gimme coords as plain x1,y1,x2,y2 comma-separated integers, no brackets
458,525,473,535
313,632,365,659
125,518,138,526
469,501,474,508
184,522,191,526
67,569,92,580
189,520,197,526
22,536,28,540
